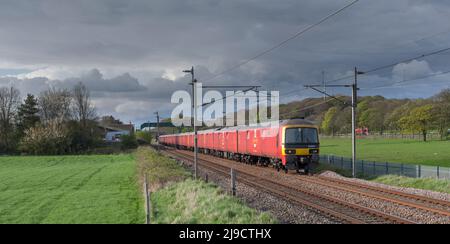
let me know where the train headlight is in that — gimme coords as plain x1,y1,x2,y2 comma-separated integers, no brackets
285,149,296,154
309,149,319,154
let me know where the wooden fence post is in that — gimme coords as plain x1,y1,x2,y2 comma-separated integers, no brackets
230,168,236,196
144,174,150,224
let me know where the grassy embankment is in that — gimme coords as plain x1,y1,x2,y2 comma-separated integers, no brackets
313,163,450,194
371,175,450,194
320,137,450,167
137,147,276,224
0,154,144,224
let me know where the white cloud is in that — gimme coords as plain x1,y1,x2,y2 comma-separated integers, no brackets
392,60,433,81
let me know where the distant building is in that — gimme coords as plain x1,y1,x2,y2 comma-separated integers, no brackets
105,130,130,142
98,123,135,142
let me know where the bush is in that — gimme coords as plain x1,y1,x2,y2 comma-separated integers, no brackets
120,134,138,150
20,119,71,155
66,120,101,152
135,131,152,144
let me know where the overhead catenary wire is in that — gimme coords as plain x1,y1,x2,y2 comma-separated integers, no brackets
200,86,258,107
326,46,450,84
360,69,450,91
203,0,360,83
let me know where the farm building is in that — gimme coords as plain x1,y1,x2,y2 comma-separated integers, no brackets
98,123,135,142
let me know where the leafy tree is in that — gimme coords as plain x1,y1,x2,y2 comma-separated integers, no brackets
399,104,435,141
66,120,101,152
17,94,40,137
334,107,352,134
136,130,152,144
321,107,338,135
433,89,450,139
384,101,415,132
359,108,384,134
120,134,138,150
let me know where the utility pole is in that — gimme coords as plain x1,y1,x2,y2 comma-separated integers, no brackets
154,111,160,151
183,67,198,179
351,67,364,178
305,67,364,178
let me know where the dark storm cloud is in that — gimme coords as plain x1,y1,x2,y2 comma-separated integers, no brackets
1,0,450,124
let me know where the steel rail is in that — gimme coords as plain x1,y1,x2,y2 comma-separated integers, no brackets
173,148,450,219
317,176,450,208
164,148,416,224
291,175,450,217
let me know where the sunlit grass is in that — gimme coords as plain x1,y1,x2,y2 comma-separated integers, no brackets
320,137,450,167
152,179,276,224
0,154,144,224
372,175,450,194
137,147,276,224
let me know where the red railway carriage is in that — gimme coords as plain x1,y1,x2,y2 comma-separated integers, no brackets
159,119,320,174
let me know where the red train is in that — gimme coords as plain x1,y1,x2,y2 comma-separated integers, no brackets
159,119,320,174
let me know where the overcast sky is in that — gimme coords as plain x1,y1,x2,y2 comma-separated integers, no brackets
1,0,450,125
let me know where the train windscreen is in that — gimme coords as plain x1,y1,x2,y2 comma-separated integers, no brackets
285,127,318,144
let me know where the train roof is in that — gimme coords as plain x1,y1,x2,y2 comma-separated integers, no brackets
279,119,316,126
159,119,317,137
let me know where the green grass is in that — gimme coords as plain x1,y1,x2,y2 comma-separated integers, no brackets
371,175,450,194
313,162,450,194
136,147,190,191
137,147,276,224
0,154,144,224
320,137,450,167
151,179,276,224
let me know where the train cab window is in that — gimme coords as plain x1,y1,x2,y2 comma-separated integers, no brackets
285,128,318,144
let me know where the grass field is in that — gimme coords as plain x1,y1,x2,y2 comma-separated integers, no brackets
320,137,450,167
152,179,276,224
137,147,276,224
0,154,144,224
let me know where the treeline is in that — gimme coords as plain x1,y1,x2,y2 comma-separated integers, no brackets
0,83,101,155
281,89,450,141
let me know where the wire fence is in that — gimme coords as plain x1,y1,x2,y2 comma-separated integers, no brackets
319,155,450,179
320,132,447,140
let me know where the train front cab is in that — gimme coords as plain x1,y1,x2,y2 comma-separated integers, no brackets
281,125,319,174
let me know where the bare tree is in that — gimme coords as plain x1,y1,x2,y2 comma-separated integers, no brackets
0,86,20,151
38,88,72,123
72,82,96,128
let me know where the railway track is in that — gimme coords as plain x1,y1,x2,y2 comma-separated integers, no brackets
170,148,450,222
303,175,450,217
162,148,418,224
